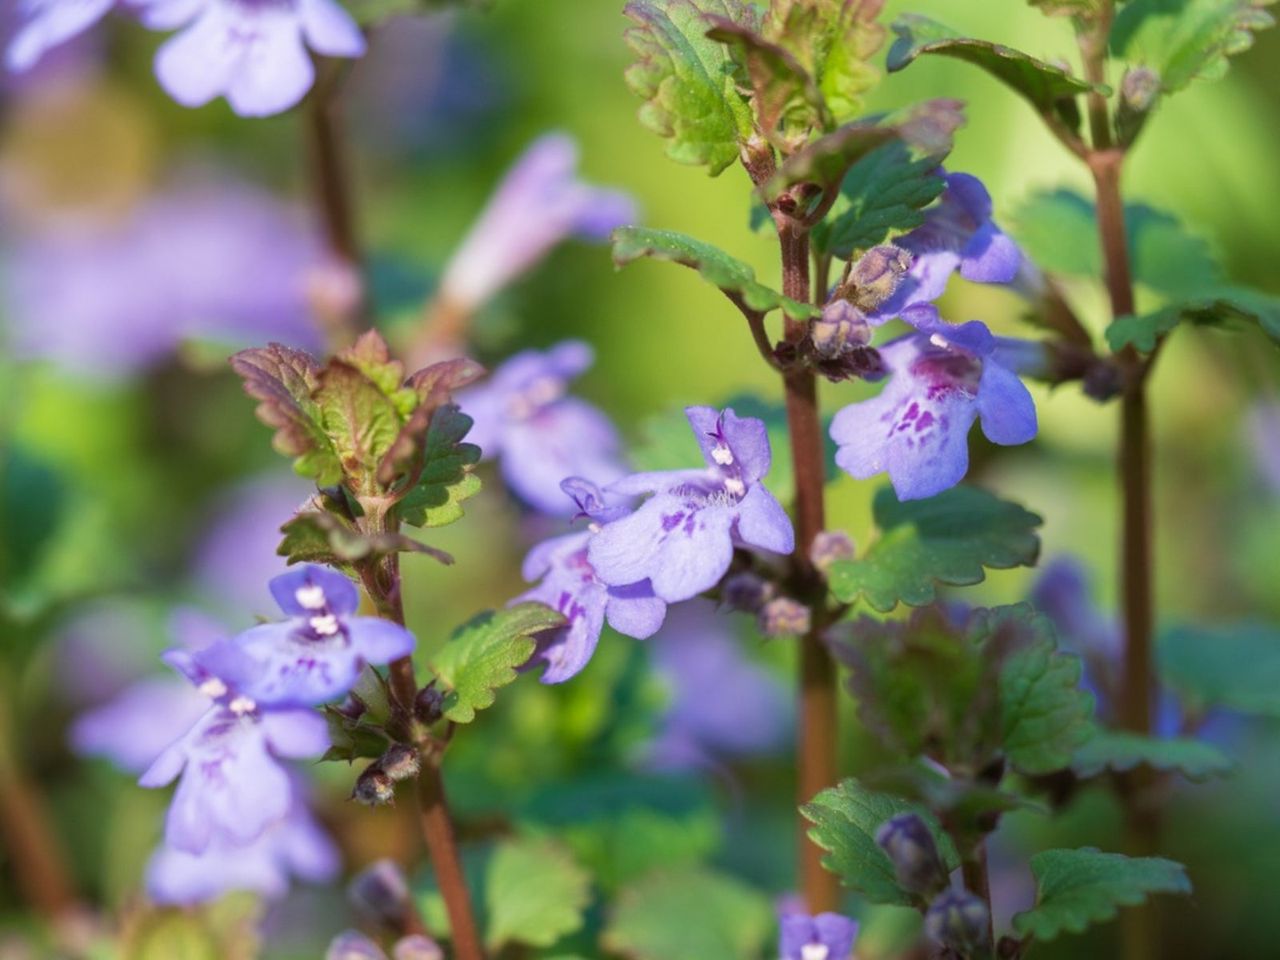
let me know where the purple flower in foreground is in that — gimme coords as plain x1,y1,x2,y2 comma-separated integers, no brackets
439,133,636,312
589,407,794,602
830,310,1037,501
202,565,416,707
147,786,338,905
143,0,365,117
4,0,113,73
869,172,1022,323
779,911,859,960
515,479,666,682
460,341,627,515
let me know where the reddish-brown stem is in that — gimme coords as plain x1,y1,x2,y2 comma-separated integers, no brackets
417,757,485,960
961,843,996,952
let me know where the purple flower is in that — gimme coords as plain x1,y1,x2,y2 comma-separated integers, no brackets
829,310,1037,501
779,912,859,960
645,600,789,770
588,406,795,602
199,565,416,707
4,0,113,73
439,133,636,312
514,479,666,682
1246,401,1280,494
143,0,366,117
146,786,339,905
72,676,211,774
869,173,1022,323
326,932,387,960
460,341,627,515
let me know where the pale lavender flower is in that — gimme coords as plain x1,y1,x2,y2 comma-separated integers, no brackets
197,565,415,707
438,133,636,312
72,676,211,774
4,0,113,73
645,600,789,770
779,912,859,960
142,0,366,117
870,172,1022,323
515,478,666,682
830,309,1037,501
146,786,339,905
460,341,627,515
1246,400,1280,494
588,407,795,602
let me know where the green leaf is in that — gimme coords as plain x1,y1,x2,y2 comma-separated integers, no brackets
828,486,1042,612
427,603,567,723
321,704,392,763
623,0,757,175
603,868,773,960
230,343,343,486
707,18,830,138
611,226,818,317
886,14,1103,127
1107,289,1280,352
393,405,483,528
802,778,960,907
1111,0,1276,92
982,605,1096,775
485,837,592,949
0,445,65,595
341,0,472,25
1072,728,1234,781
313,361,405,495
278,509,452,568
1159,622,1280,717
1013,848,1191,941
812,140,947,257
1028,0,1106,16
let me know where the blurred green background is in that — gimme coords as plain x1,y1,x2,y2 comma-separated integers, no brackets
1,1,1279,958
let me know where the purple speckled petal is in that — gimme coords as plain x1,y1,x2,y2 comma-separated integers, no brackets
226,621,364,707
522,576,607,683
520,530,589,582
884,391,978,501
348,617,417,664
685,405,772,484
269,565,360,617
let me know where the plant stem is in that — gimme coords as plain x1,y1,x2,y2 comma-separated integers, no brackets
777,221,840,913
961,841,996,952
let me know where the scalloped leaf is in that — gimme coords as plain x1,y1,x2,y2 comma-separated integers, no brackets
278,510,452,568
611,226,818,317
1013,849,1191,941
1072,728,1234,781
393,405,482,528
427,603,566,723
485,837,592,949
802,778,960,907
706,17,830,137
828,486,1042,612
1028,0,1105,15
1111,0,1276,92
623,0,757,175
1107,289,1280,352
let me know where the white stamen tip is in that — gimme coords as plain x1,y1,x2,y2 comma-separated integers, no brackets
724,477,746,496
198,678,228,700
228,695,256,716
588,521,602,534
295,584,327,610
310,614,340,636
711,444,734,466
929,332,949,349
801,946,830,960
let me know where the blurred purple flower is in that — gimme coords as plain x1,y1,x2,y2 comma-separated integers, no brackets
327,931,387,960
779,911,859,960
147,784,339,905
645,600,789,770
143,0,366,117
514,479,666,683
589,406,794,603
830,310,1037,501
1245,401,1280,494
3,178,325,378
439,133,636,312
460,341,627,515
870,172,1023,323
196,565,415,707
4,0,113,73
192,472,311,616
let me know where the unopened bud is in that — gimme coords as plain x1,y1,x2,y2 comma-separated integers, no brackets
847,245,911,311
925,889,991,953
758,596,811,638
415,684,446,725
810,530,855,574
326,930,386,960
380,743,421,782
393,936,444,960
333,693,368,721
1116,67,1161,146
349,859,412,930
352,765,396,806
721,571,775,613
810,301,871,359
875,814,949,897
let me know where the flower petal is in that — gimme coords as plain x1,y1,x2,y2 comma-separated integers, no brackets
298,0,366,57
6,0,114,73
884,394,978,501
224,12,314,117
604,582,667,639
959,220,1021,284
231,622,363,707
734,483,795,555
685,406,772,483
153,7,240,108
269,565,360,617
976,360,1037,446
260,709,330,759
347,617,417,665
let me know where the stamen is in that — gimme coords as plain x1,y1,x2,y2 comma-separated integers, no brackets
929,332,949,349
724,476,745,496
711,443,734,466
295,583,327,610
801,946,830,960
228,695,256,716
198,678,228,700
310,614,340,636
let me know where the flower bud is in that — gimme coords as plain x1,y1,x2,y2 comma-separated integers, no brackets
349,859,413,931
810,301,871,359
326,930,387,960
415,684,446,725
810,530,855,574
380,743,421,782
333,693,368,721
925,889,991,954
847,245,911,311
352,765,396,806
721,571,775,613
393,936,444,960
758,596,811,638
1116,67,1160,146
875,813,949,897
